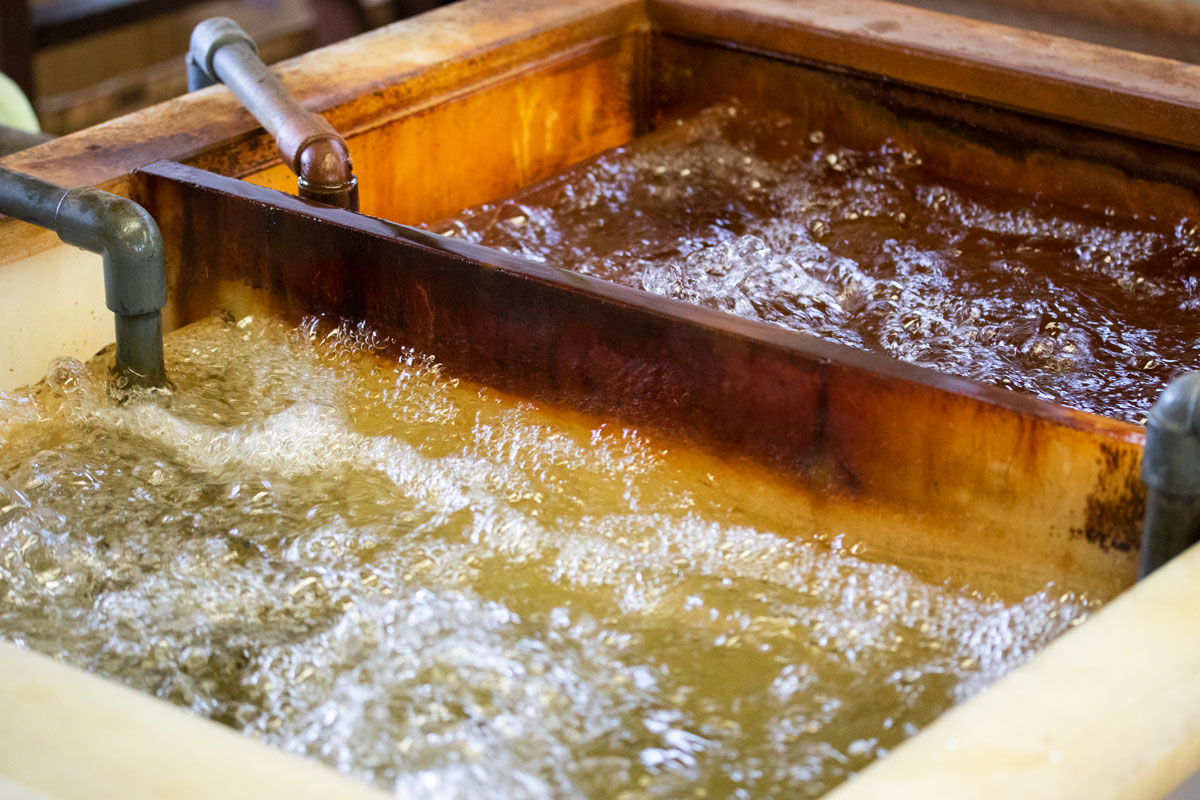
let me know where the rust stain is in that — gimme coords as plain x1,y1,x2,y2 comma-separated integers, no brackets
1072,442,1146,553
138,162,1147,559
650,37,1200,222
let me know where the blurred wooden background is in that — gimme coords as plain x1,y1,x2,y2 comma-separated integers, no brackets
0,0,1197,136
0,0,445,134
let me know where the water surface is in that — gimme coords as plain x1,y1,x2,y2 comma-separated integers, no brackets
436,103,1200,423
0,315,1090,798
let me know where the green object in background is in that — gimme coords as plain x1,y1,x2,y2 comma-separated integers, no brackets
0,73,40,133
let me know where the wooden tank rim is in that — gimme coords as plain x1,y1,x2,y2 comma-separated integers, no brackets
0,1,1195,798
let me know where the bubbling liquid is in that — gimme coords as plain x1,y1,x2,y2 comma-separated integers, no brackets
0,315,1091,799
435,102,1200,423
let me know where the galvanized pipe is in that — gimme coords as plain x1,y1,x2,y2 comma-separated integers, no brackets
187,17,359,211
1139,372,1200,577
0,166,167,388
0,125,54,158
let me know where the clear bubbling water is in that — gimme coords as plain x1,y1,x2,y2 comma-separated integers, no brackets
436,103,1200,423
0,315,1091,798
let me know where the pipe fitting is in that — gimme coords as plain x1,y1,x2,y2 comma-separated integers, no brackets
187,17,359,211
1139,371,1200,577
0,166,167,388
296,135,359,209
188,16,257,85
56,188,166,317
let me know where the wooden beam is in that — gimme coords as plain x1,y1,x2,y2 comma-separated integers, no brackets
648,0,1200,152
827,540,1200,800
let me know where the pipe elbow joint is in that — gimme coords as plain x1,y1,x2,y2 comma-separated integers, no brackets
0,165,166,389
188,17,256,84
1143,372,1200,501
1140,372,1200,576
297,135,354,187
296,135,359,210
55,188,167,317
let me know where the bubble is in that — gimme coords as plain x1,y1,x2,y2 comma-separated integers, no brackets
435,101,1198,423
0,314,1091,799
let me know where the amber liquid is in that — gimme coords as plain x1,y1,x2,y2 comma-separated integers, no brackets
434,103,1200,424
0,315,1090,798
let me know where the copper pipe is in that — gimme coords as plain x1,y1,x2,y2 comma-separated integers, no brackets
187,18,359,211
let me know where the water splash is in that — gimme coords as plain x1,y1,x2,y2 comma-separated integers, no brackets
437,103,1200,423
0,315,1092,798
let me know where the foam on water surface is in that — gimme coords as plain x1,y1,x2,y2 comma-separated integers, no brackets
0,315,1091,798
436,103,1200,423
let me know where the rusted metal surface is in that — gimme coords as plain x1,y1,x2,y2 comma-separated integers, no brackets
5,0,1200,241
648,0,1200,153
0,3,1196,792
7,0,641,188
138,160,1146,597
947,0,1200,42
329,31,640,224
4,0,1200,260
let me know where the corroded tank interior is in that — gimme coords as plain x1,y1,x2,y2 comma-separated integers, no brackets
2,0,1200,798
194,1,1172,599
433,100,1198,425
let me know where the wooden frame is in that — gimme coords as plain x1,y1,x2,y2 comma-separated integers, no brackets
2,1,1200,797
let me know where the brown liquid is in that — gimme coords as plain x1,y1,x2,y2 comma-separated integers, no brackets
0,315,1091,799
434,103,1200,424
